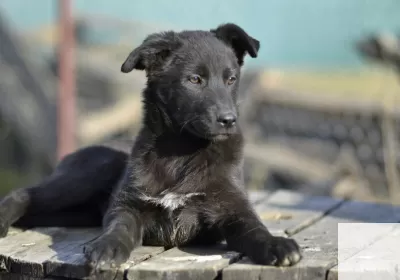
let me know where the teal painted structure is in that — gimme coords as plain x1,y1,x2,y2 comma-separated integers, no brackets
1,0,400,70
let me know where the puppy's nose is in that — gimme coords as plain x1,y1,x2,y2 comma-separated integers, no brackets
217,112,237,127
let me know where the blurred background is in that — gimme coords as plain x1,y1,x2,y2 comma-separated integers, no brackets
1,0,400,204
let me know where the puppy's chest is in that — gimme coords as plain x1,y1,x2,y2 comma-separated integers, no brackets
140,191,206,211
136,155,221,211
143,153,224,190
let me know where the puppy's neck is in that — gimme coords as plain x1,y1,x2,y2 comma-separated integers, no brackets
142,98,181,137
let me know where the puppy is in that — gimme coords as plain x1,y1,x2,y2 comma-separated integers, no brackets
0,23,301,271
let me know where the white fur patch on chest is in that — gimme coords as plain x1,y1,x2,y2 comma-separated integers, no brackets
139,192,205,210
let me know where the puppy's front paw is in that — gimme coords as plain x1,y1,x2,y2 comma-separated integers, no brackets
248,236,302,267
83,234,131,270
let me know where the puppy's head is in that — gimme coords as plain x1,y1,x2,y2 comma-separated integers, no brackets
121,23,260,141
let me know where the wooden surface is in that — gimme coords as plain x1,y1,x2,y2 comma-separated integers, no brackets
1,190,400,280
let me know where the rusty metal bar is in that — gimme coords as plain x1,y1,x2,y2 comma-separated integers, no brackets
57,0,76,161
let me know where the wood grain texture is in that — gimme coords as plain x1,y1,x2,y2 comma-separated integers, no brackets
127,245,240,280
254,190,343,236
0,228,61,273
8,228,99,278
45,237,165,279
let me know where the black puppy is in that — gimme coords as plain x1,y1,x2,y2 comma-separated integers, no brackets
0,23,301,270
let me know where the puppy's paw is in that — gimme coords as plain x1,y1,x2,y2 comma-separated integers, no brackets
0,218,10,238
83,234,131,271
248,236,302,266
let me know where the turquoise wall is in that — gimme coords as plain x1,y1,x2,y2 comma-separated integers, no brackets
1,0,400,70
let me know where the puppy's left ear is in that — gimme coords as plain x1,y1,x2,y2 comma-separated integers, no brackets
211,23,260,65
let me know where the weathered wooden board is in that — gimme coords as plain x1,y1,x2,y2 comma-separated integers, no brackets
0,227,166,279
45,238,165,279
7,228,100,278
253,190,343,236
127,245,240,280
0,228,61,272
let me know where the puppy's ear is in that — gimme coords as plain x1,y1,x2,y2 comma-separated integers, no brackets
211,23,260,65
121,31,181,73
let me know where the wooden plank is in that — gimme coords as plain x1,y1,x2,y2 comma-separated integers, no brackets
46,243,165,280
0,228,61,273
224,198,400,280
335,224,400,279
127,245,240,280
7,228,99,278
0,225,165,279
253,190,343,236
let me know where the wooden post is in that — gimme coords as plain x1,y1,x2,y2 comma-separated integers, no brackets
57,0,76,161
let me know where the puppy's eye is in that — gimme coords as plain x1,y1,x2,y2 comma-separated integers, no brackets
227,76,237,85
189,75,202,84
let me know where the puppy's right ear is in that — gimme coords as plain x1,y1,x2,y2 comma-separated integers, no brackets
211,23,260,66
121,31,181,73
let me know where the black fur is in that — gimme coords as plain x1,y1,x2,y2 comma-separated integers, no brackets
0,23,301,273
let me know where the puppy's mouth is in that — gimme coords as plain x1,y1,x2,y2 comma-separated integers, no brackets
184,122,235,141
210,128,238,141
211,133,230,141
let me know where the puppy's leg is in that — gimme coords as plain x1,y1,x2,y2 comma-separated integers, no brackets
14,205,103,228
0,146,127,237
0,188,30,236
83,208,143,269
184,225,223,246
214,191,302,266
83,177,144,270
